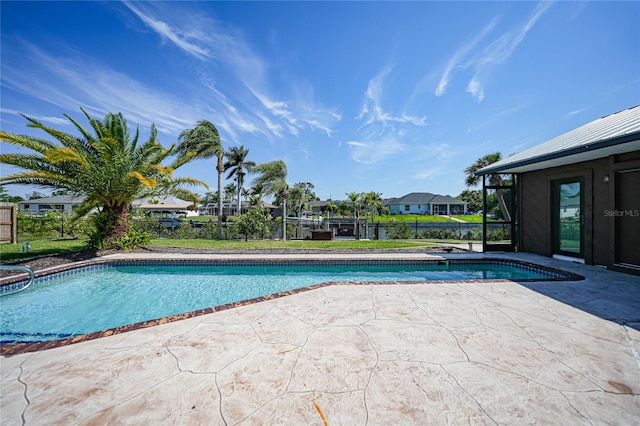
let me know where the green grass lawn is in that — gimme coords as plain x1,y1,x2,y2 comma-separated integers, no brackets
371,215,457,223
148,239,435,250
452,215,484,223
0,237,435,264
0,238,89,263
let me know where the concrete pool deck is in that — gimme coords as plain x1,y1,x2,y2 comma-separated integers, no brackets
1,252,639,424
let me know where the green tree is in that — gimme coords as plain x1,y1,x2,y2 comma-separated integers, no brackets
0,109,205,247
458,189,482,213
0,186,24,203
346,192,362,240
224,145,255,218
175,120,224,238
290,182,316,217
464,152,511,221
251,160,289,240
224,182,237,217
233,206,269,241
325,200,337,218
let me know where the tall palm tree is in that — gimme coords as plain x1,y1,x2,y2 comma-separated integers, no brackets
224,182,237,217
251,160,289,240
346,191,362,240
175,120,224,238
325,200,337,218
464,152,511,221
362,191,384,238
224,145,255,217
0,108,206,247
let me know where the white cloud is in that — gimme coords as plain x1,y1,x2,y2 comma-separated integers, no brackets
358,63,426,127
414,168,444,180
427,2,552,102
466,2,553,101
0,108,70,126
1,43,198,136
124,2,339,141
434,16,499,97
346,138,406,165
124,1,211,60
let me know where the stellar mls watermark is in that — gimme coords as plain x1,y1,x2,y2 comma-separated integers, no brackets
604,209,639,217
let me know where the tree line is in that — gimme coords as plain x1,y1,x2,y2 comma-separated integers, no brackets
1,108,508,248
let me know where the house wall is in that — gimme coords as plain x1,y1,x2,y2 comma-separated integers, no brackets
519,151,640,272
389,204,429,215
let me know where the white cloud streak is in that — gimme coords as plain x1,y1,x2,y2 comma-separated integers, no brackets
347,137,406,165
435,17,499,97
351,63,425,166
123,1,340,141
430,2,552,102
466,2,553,101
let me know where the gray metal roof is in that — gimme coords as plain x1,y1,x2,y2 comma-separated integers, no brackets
19,195,85,205
476,105,640,175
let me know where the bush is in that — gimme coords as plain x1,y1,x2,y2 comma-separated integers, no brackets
234,208,270,241
385,222,413,239
110,227,151,251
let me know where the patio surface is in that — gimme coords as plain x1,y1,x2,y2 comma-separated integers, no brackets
1,252,639,424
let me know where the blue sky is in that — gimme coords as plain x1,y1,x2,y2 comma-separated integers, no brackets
1,1,639,201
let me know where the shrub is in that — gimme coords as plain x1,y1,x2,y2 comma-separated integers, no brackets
110,227,151,251
234,208,270,241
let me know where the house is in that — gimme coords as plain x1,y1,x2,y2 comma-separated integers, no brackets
133,196,198,217
19,195,84,214
475,105,640,275
19,195,198,217
386,192,467,215
198,201,276,216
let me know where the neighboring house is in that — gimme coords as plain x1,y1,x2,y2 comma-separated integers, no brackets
133,196,198,217
19,195,84,214
198,201,276,216
19,195,198,217
476,105,640,275
386,192,467,215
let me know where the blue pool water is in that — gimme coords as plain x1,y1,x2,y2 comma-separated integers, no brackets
1,261,555,344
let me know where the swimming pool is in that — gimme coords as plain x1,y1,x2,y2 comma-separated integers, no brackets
0,259,579,347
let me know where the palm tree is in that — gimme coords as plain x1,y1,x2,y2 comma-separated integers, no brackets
224,145,255,217
346,192,362,240
175,120,224,238
0,108,206,247
251,160,289,240
224,182,237,217
464,152,511,221
325,200,337,218
362,191,384,238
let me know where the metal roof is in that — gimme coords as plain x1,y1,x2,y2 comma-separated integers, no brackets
476,105,640,175
19,195,85,205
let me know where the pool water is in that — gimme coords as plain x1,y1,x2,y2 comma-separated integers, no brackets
1,261,554,344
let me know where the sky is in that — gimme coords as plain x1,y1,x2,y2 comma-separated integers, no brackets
1,1,639,202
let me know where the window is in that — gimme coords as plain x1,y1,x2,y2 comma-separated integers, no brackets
404,205,410,211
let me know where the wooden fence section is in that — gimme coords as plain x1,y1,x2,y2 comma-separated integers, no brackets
0,203,18,244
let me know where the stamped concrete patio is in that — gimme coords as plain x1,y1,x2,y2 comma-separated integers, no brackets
1,252,639,424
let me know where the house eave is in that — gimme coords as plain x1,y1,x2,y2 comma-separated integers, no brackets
475,134,640,175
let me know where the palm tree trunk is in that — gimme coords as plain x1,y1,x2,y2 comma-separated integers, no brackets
104,203,130,247
217,153,224,239
496,189,512,221
237,184,242,217
282,197,287,241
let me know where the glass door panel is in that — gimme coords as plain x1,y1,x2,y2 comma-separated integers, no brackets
554,179,583,256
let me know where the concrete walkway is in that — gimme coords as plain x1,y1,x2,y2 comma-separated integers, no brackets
1,252,639,424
